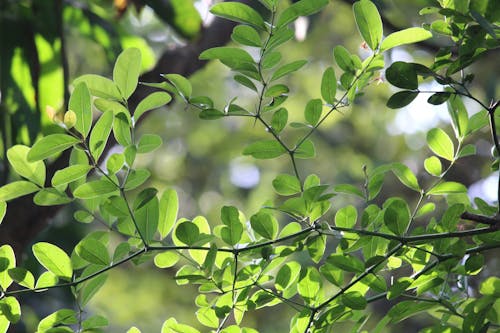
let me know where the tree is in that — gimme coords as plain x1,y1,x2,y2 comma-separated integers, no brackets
0,0,499,332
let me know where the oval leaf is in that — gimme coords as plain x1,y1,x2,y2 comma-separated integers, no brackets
426,128,454,161
69,82,93,138
243,140,286,159
28,134,81,162
113,48,141,99
32,242,73,280
210,2,266,31
353,0,383,50
381,27,433,51
134,92,172,123
7,145,46,186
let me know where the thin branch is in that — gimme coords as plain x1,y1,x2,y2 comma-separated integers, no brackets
460,212,499,227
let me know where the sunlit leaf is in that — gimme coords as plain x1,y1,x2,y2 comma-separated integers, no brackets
231,25,261,47
210,2,266,31
0,245,16,290
73,179,118,199
424,156,442,176
335,205,357,228
75,238,110,266
74,74,122,100
272,174,301,196
134,92,172,123
33,188,72,206
7,145,46,186
89,111,114,161
384,198,410,235
426,128,454,161
0,181,40,202
427,181,467,195
353,0,383,50
51,165,92,187
271,60,308,81
154,252,180,268
27,134,80,162
380,28,433,51
304,99,322,126
250,211,278,239
137,134,162,154
69,82,92,138
277,0,329,28
32,242,73,280
113,48,141,99
220,206,243,246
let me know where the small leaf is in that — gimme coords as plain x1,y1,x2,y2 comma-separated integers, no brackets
295,139,315,159
8,267,35,289
199,47,254,70
135,194,159,243
424,156,442,176
304,99,322,126
335,205,357,228
277,0,329,28
271,108,288,133
262,51,282,69
175,221,200,246
113,48,142,99
353,0,383,50
386,91,419,109
272,174,301,196
334,45,356,72
199,109,225,120
427,181,467,195
158,189,178,239
75,238,110,266
341,291,367,310
0,245,16,290
327,254,364,273
234,75,257,92
243,140,286,159
28,134,80,162
297,267,322,304
210,2,266,31
114,112,132,146
154,251,180,268
271,60,308,81
7,145,46,186
265,84,289,98
307,235,326,263
0,201,5,224
74,74,122,100
427,92,451,105
220,206,243,246
391,163,420,191
0,296,21,324
89,111,114,161
384,198,410,235
427,128,455,161
0,181,40,202
137,134,162,154
124,169,151,190
134,92,172,123
231,25,261,47
385,62,418,90
162,74,192,100
51,165,92,187
32,242,73,280
34,188,72,206
73,179,118,199
69,82,92,137
250,211,278,239
380,27,433,51
82,315,108,331
321,67,337,104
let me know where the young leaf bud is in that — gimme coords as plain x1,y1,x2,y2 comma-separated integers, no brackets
64,110,77,129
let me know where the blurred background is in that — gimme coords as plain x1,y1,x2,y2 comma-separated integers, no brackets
0,0,498,331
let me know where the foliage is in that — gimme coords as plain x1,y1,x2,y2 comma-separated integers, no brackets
1,0,500,332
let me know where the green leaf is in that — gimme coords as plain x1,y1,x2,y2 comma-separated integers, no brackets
0,181,40,202
427,128,455,161
427,92,451,105
271,60,308,81
295,139,316,159
124,169,151,190
427,181,467,195
154,251,180,268
386,91,419,109
75,238,110,266
391,163,420,191
424,156,442,176
199,109,225,120
380,27,433,51
27,134,80,162
38,309,77,331
262,51,282,69
134,92,172,123
162,74,192,100
33,188,72,206
113,48,141,99
479,277,500,297
73,179,118,199
220,206,243,246
297,266,322,304
327,254,365,273
82,315,108,331
89,111,114,161
334,45,356,72
114,112,132,146
387,301,436,323
199,47,254,69
243,140,286,159
35,271,58,289
0,297,20,323
271,108,288,133
321,67,337,104
333,184,364,198
74,210,94,224
135,195,159,243
210,2,266,31
265,84,288,98
0,245,16,290
7,145,45,186
341,291,367,310
107,153,125,174
51,165,92,187
384,198,410,235
448,95,469,138
387,277,412,300
73,74,122,100
335,205,357,228
137,134,162,154
234,75,257,92
272,174,301,196
353,0,383,50
304,99,322,126
231,25,261,47
307,235,326,263
69,82,92,138
276,261,301,291
175,221,200,246
277,0,329,28
250,211,278,239
158,189,178,239
0,201,5,224
385,62,418,90
32,242,73,280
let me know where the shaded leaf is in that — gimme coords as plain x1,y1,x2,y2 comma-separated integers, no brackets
89,111,114,161
272,174,301,196
271,60,308,81
73,179,118,199
69,82,92,137
321,67,337,104
243,140,286,159
74,74,122,101
386,91,419,109
386,62,418,90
